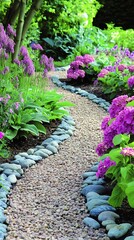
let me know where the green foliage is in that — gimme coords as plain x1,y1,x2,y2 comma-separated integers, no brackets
101,134,134,208
104,24,134,51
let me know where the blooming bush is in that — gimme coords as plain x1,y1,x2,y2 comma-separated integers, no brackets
96,95,134,208
67,54,95,80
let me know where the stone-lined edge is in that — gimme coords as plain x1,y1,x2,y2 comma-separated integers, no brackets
51,74,134,240
0,110,76,239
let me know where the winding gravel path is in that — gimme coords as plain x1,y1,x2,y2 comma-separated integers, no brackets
5,76,110,240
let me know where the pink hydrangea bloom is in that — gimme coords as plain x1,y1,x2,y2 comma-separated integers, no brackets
0,132,4,139
118,64,127,71
128,65,134,73
98,69,109,78
120,147,134,157
128,76,134,88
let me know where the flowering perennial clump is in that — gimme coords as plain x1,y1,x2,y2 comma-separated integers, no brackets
128,76,134,88
96,95,134,156
67,54,94,80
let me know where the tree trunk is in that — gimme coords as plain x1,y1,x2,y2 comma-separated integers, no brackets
20,0,43,45
13,0,26,60
3,0,21,27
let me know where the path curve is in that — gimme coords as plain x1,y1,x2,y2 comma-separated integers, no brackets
6,77,109,240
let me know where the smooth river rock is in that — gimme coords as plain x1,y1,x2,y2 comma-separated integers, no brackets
83,217,100,229
108,223,132,238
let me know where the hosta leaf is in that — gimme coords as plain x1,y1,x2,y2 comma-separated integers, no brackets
21,124,39,136
32,121,46,134
56,101,75,107
5,128,18,140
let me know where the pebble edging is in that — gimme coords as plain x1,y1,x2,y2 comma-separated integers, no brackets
51,71,134,240
0,110,76,240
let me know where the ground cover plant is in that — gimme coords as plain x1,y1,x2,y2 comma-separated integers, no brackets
0,23,74,158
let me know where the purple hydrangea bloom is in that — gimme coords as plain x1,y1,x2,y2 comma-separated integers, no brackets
105,65,115,72
96,142,108,156
82,54,94,65
96,157,116,178
118,64,127,72
98,69,109,78
128,65,134,73
70,60,84,69
109,95,129,118
75,55,84,62
101,116,111,131
67,68,85,79
120,147,134,157
128,76,134,88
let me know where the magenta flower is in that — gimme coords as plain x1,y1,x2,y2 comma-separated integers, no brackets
14,59,21,66
118,64,127,72
96,157,116,178
96,142,108,156
82,54,94,65
120,147,134,157
109,95,128,118
22,55,35,75
70,60,84,69
0,132,4,139
128,76,134,88
20,46,28,57
98,69,109,78
101,116,111,131
128,65,134,73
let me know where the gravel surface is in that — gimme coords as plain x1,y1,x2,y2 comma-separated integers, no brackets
5,75,110,240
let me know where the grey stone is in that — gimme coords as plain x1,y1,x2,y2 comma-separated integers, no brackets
90,205,116,217
50,141,59,148
13,158,35,168
83,217,100,229
82,172,96,179
98,211,120,222
34,150,48,158
91,179,106,185
7,174,17,184
87,93,97,100
0,163,21,171
89,165,98,172
52,134,70,141
18,152,29,157
124,237,134,240
41,138,54,145
27,148,35,155
0,223,7,232
46,145,58,154
67,129,74,136
81,185,105,196
40,149,52,155
0,212,6,223
108,223,132,238
0,231,6,239
102,220,116,227
0,193,7,199
86,192,100,199
86,199,109,211
24,155,42,162
3,169,21,178
0,201,7,209
106,223,118,231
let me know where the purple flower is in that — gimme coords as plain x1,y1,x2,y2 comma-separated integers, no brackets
128,76,134,88
20,46,28,57
1,66,9,75
67,68,85,79
31,43,43,50
109,95,128,118
120,147,134,157
98,69,109,78
14,102,20,110
105,65,115,72
70,60,84,69
101,116,111,131
82,54,94,65
21,55,35,75
118,64,127,72
14,58,21,66
6,24,16,37
40,54,55,74
0,132,4,139
75,55,84,62
96,157,116,178
9,108,14,114
96,142,108,156
128,65,134,73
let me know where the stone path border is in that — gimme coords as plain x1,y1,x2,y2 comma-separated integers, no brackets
0,111,76,239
